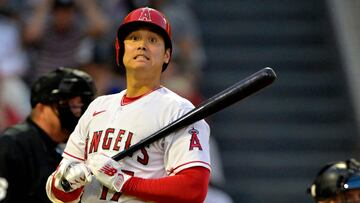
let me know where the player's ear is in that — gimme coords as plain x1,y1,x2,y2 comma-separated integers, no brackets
164,48,171,64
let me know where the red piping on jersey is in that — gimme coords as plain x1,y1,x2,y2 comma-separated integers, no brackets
63,151,85,161
168,161,211,175
121,86,162,106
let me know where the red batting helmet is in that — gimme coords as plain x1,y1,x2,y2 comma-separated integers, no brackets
115,7,172,71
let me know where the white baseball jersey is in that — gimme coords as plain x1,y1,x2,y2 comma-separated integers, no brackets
62,87,211,202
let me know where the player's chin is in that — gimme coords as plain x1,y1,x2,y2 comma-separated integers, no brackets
127,63,152,71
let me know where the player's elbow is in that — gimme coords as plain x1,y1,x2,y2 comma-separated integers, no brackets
178,182,208,203
181,168,210,203
186,186,208,203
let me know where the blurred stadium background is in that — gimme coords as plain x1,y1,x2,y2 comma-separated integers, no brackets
1,0,360,202
192,0,360,203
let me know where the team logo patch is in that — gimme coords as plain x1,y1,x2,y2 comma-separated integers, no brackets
139,8,151,21
188,128,202,150
188,128,199,136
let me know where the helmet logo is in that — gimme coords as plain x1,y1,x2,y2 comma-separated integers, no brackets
138,8,151,22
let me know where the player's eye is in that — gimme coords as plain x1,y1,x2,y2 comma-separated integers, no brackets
126,34,140,41
130,35,140,41
148,37,158,43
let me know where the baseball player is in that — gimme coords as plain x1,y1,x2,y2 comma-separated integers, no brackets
308,158,360,203
46,7,211,203
0,67,96,202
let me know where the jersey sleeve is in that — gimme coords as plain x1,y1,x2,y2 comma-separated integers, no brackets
163,105,211,175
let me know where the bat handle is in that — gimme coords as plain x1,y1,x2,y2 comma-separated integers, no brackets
60,179,71,192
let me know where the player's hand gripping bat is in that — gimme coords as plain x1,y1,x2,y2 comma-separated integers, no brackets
61,67,277,191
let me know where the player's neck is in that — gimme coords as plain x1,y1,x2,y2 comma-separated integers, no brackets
122,86,161,105
125,87,159,98
126,82,161,97
126,74,161,97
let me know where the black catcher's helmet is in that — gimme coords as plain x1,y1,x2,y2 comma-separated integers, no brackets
30,67,96,132
308,158,360,201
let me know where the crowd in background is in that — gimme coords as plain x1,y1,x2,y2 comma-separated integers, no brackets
0,0,233,202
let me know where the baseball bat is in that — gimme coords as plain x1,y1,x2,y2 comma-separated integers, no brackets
61,67,277,191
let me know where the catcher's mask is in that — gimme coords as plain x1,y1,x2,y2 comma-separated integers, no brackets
31,67,96,133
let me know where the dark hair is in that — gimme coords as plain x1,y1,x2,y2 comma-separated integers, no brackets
53,0,75,9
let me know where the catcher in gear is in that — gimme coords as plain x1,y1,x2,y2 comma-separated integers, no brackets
0,67,95,202
308,158,360,203
46,7,211,203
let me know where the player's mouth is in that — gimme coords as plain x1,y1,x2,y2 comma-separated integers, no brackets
134,54,149,60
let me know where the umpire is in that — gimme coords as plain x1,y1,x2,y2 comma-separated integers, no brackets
0,67,95,202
